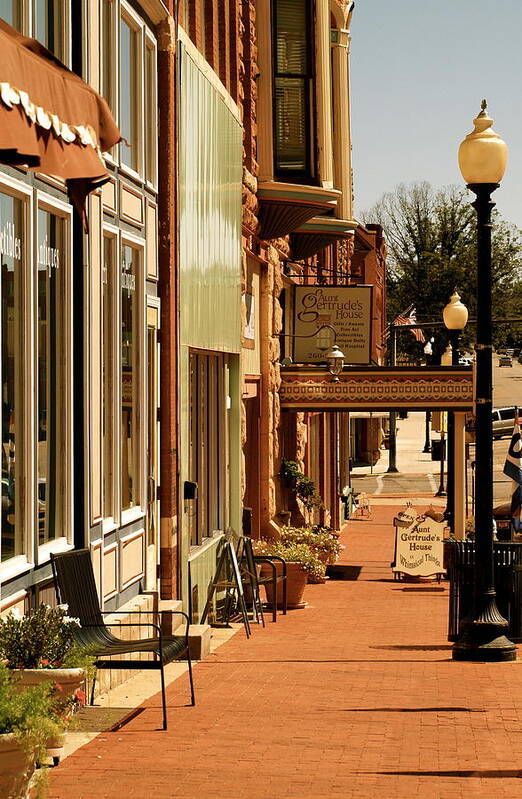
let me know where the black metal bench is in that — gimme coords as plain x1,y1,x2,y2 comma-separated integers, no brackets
51,549,195,730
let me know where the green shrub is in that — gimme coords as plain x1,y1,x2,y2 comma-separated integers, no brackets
0,605,93,672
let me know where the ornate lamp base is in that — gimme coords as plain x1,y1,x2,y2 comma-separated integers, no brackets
452,598,517,662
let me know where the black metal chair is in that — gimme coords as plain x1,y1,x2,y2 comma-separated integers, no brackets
51,549,195,730
241,537,287,622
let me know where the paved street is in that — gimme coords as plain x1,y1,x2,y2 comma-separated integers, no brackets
49,503,522,799
352,361,522,506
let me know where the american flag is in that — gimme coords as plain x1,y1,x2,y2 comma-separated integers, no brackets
391,307,426,343
503,409,522,537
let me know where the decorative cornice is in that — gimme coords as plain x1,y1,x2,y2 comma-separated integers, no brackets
290,216,357,260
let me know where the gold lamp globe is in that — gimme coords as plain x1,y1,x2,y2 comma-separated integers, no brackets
443,291,469,331
458,100,508,184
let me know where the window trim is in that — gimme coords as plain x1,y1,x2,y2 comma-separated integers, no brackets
271,0,315,182
144,29,158,192
101,223,120,533
0,174,33,577
29,0,72,67
119,229,146,526
119,0,145,181
35,190,74,564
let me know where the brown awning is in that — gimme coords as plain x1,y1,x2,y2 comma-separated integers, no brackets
0,19,121,224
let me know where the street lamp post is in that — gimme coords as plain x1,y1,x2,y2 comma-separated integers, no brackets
452,101,516,661
423,339,433,453
443,292,468,530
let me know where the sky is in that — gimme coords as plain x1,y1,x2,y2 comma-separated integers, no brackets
350,0,522,228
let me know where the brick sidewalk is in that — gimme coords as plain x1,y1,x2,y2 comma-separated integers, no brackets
49,505,522,799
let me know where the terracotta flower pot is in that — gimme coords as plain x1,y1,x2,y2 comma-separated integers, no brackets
10,668,85,766
261,561,308,609
0,733,35,799
10,667,85,699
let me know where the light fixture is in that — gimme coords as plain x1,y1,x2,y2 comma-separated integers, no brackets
315,326,334,351
326,344,345,382
441,345,452,366
443,290,469,331
423,340,433,356
458,99,508,184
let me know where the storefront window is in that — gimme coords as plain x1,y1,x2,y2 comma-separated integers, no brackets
121,243,139,510
37,208,65,545
144,37,157,185
0,1,22,29
103,235,115,519
119,14,138,171
1,193,23,562
34,0,63,59
189,352,227,546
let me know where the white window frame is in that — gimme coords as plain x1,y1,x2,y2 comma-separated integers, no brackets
101,0,118,166
101,223,120,533
144,28,158,192
28,0,72,66
35,190,74,564
119,1,144,181
0,174,34,581
120,229,146,527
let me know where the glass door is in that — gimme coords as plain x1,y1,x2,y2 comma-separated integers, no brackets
145,305,159,590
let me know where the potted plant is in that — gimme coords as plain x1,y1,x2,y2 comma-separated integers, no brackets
253,539,325,606
280,525,342,570
280,459,323,513
0,663,63,798
0,605,92,765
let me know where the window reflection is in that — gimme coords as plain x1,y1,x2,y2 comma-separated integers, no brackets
103,236,115,519
34,0,63,58
120,16,138,170
121,244,138,510
37,209,65,545
0,0,22,29
1,193,22,562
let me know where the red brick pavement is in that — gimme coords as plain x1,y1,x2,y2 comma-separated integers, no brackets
49,505,522,799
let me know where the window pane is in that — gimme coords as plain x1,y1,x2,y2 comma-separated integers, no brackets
275,0,308,74
121,244,138,510
103,236,114,519
274,77,308,171
144,42,156,184
34,0,63,59
1,193,23,562
119,17,138,170
37,209,66,545
0,0,22,29
102,0,114,112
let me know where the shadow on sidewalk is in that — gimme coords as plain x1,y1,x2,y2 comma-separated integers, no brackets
371,769,521,779
328,706,484,713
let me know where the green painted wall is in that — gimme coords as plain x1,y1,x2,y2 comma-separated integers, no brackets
177,40,243,612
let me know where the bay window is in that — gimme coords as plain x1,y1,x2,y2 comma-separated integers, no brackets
273,0,313,179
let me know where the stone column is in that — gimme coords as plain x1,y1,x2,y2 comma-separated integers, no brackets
331,27,353,220
315,0,334,187
454,412,466,540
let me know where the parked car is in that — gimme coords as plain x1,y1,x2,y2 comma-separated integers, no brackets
492,407,517,439
498,355,513,367
459,356,472,366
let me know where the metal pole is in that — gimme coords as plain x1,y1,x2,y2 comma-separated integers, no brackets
436,432,446,497
423,411,432,453
452,183,516,661
444,331,460,528
387,326,399,473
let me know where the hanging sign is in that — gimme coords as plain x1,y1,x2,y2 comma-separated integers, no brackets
293,285,372,365
392,508,446,579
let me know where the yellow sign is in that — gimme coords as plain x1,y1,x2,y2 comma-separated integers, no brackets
293,285,372,365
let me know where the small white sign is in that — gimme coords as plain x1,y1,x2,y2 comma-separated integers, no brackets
393,511,446,578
